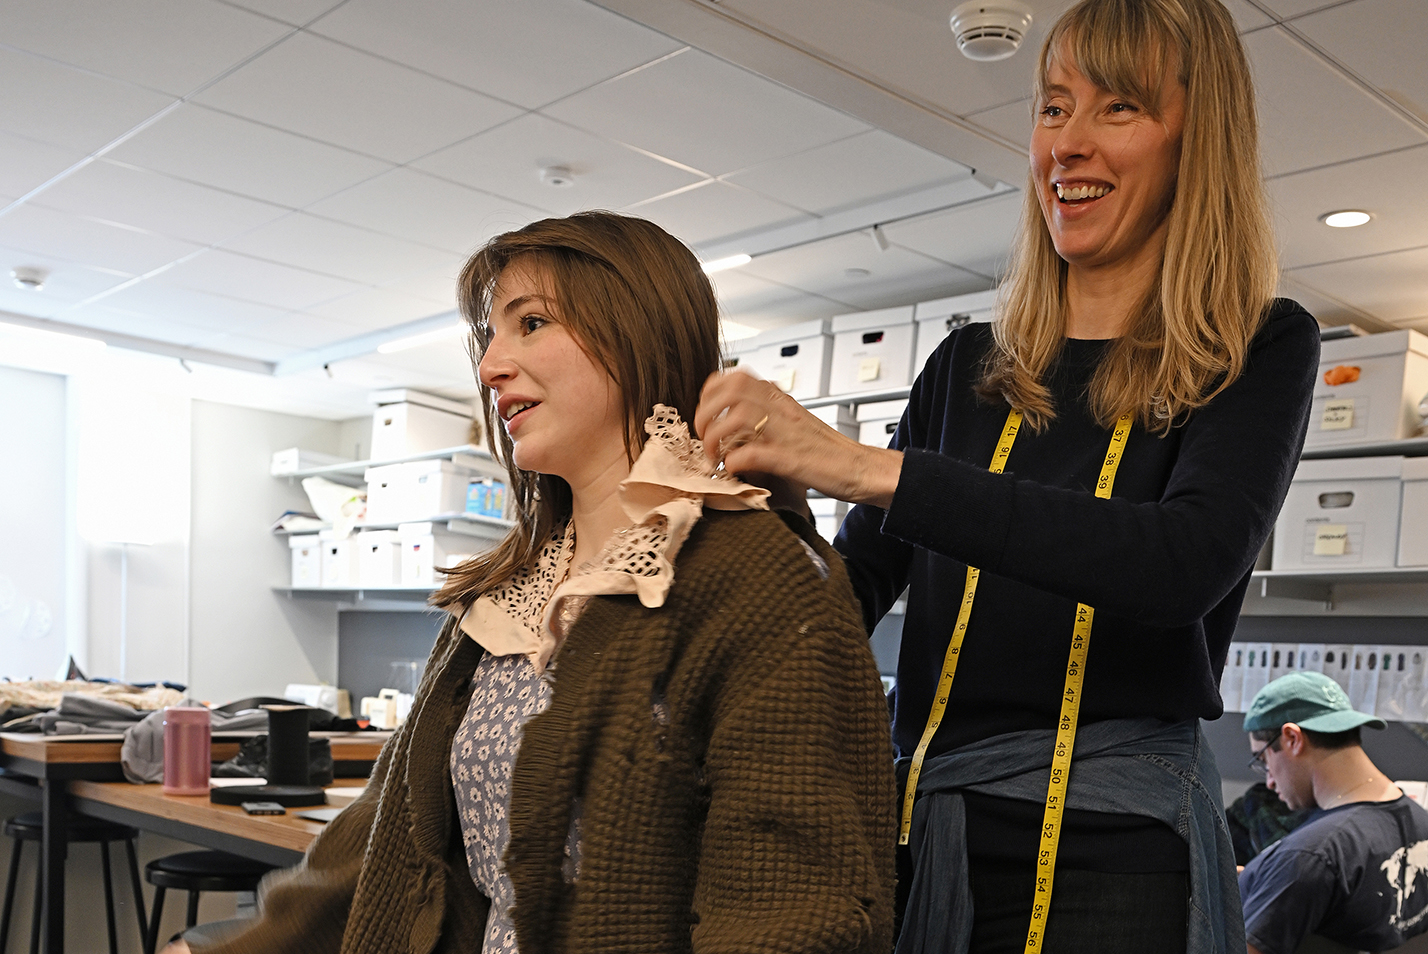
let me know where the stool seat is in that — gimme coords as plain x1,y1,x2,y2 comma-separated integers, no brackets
147,851,273,888
3,811,139,844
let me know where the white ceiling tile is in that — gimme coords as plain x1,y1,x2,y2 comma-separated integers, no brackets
543,48,868,176
87,280,289,334
1259,0,1349,17
966,99,1034,153
305,287,458,331
0,132,87,199
1294,0,1428,126
725,130,972,215
106,104,392,207
1,0,289,96
323,352,476,391
160,248,367,310
220,0,344,25
1269,144,1428,269
625,181,812,248
711,269,852,325
1287,246,1428,323
193,32,523,163
0,49,174,153
240,312,369,349
1245,27,1426,177
882,192,1025,280
352,338,483,385
305,168,544,256
182,331,295,360
0,243,131,304
0,286,73,319
219,212,455,285
743,230,991,310
32,159,289,246
1277,273,1382,329
59,306,224,345
311,0,683,109
379,261,465,308
413,114,703,216
1221,0,1276,29
0,205,200,276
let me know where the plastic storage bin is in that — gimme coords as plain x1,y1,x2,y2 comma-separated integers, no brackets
857,399,909,448
289,535,321,588
1305,330,1428,449
1272,456,1404,570
1398,457,1428,566
370,390,475,460
913,289,998,376
829,306,916,395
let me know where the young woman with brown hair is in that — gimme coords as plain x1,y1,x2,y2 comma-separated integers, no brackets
697,0,1319,951
179,212,896,954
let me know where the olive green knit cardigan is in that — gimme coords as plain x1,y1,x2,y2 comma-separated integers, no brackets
198,509,896,954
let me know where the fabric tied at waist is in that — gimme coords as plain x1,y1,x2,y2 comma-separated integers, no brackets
895,717,1244,954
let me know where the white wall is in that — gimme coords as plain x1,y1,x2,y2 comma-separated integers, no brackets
0,365,68,680
187,401,346,703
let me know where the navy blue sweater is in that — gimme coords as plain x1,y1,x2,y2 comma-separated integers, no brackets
836,300,1320,761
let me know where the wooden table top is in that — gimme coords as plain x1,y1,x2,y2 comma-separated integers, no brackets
69,780,367,854
0,731,390,765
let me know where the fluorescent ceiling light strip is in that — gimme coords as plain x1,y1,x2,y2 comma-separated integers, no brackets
701,253,752,274
377,323,467,354
0,309,275,374
275,311,463,376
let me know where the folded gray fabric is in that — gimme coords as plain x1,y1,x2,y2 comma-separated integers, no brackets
33,693,151,734
120,702,270,784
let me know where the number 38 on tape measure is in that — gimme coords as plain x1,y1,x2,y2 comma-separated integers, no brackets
897,408,1132,954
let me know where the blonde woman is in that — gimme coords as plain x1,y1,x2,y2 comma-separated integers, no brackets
178,212,895,954
697,0,1318,951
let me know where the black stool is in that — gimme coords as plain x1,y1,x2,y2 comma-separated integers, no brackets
1,811,148,954
144,851,274,954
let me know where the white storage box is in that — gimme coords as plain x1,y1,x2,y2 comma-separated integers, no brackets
857,399,908,448
405,459,479,520
723,336,762,375
271,447,349,476
398,522,473,587
356,530,403,587
1399,457,1428,566
1272,456,1404,570
289,534,322,588
809,496,849,543
913,289,998,376
748,320,835,399
370,390,475,461
809,404,859,439
829,306,916,395
363,463,409,526
320,537,361,588
1305,330,1428,448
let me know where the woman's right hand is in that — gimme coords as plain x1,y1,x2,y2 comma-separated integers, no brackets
693,370,904,509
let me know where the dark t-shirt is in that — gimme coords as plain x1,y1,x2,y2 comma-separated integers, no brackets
1239,794,1428,954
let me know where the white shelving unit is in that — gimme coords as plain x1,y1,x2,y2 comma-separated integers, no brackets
275,443,499,487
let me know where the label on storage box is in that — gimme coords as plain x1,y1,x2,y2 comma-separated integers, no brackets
857,357,881,383
774,369,797,392
1320,398,1355,431
1313,524,1350,556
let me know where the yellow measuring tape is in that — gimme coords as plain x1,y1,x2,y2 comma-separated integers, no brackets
896,408,1133,954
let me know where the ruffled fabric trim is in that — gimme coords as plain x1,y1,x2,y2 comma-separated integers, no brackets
453,406,768,675
455,525,573,677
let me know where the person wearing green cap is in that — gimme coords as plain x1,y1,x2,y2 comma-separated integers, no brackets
1239,671,1428,954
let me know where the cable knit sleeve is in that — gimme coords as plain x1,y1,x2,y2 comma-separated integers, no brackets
690,577,896,953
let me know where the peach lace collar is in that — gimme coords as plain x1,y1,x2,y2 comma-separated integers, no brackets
456,406,768,675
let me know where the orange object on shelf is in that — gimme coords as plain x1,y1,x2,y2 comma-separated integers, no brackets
1323,365,1361,386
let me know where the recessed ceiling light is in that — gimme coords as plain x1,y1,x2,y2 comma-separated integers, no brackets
540,165,574,188
12,266,48,291
1320,210,1372,228
701,253,751,275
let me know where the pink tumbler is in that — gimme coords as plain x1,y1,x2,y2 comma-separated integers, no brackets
162,706,211,795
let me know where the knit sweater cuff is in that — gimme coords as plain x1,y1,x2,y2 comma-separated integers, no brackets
882,447,1014,571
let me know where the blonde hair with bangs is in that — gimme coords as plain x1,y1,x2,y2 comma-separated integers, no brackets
979,0,1278,434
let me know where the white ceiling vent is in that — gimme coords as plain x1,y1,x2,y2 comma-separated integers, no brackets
950,1,1034,62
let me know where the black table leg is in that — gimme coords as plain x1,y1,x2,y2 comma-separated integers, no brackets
40,779,66,954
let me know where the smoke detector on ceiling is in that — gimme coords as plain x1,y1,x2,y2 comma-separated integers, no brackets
950,0,1034,62
540,165,575,187
11,266,48,291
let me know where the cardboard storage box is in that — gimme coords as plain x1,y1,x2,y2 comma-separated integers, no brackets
1272,456,1403,570
857,399,908,448
320,536,360,588
370,390,475,461
289,534,321,588
1399,457,1428,566
913,289,998,376
1305,330,1428,448
398,522,473,587
356,530,402,587
829,306,916,395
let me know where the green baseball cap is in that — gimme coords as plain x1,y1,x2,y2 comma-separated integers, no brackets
1242,671,1386,733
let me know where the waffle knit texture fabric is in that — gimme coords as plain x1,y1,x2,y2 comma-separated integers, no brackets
194,507,896,954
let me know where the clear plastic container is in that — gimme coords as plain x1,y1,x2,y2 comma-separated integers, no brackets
162,706,211,795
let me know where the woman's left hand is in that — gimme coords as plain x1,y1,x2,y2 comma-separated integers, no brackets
693,370,904,509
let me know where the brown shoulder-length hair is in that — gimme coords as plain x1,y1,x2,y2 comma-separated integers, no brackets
979,0,1278,434
434,211,721,607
